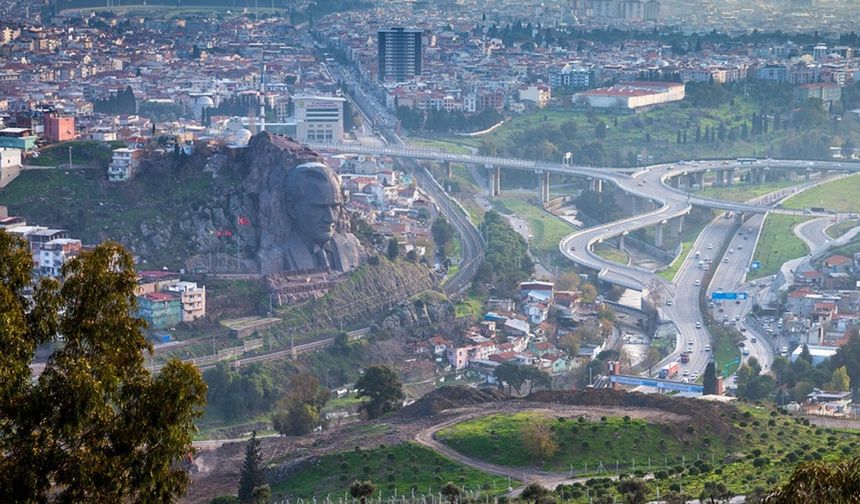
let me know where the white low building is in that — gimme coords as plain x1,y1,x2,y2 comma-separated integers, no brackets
0,147,21,188
575,81,685,110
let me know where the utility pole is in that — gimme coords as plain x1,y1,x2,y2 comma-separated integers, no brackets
68,146,72,169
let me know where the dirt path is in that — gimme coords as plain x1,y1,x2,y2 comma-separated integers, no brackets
413,406,669,493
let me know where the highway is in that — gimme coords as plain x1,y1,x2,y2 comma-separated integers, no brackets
317,57,860,381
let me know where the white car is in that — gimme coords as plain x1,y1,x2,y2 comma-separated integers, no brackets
704,345,711,352
695,279,701,286
707,243,714,249
695,321,702,329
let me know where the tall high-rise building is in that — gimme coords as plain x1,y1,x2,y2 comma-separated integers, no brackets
377,27,422,83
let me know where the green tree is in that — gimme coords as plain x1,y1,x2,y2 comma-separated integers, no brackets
441,482,462,504
520,365,551,394
355,365,404,419
829,366,851,391
834,328,860,397
703,360,717,395
581,283,598,303
238,431,264,503
494,362,525,395
386,238,400,261
349,480,377,504
252,484,271,504
432,217,455,253
595,120,607,139
764,456,860,503
662,490,688,504
521,422,558,463
0,236,207,502
520,482,550,503
699,481,731,504
272,403,322,436
616,478,649,504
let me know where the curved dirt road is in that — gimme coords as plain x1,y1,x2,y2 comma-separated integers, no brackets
413,408,656,492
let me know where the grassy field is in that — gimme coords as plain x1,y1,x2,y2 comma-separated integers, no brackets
437,412,707,472
713,330,741,377
826,219,860,239
594,242,629,265
436,406,860,499
408,138,473,155
454,295,484,319
30,140,126,167
493,194,575,268
749,213,811,280
782,173,860,212
269,442,511,499
698,179,799,203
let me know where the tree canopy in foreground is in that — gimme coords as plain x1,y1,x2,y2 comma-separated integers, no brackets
0,232,207,502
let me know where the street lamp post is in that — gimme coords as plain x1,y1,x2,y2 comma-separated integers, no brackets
68,146,72,169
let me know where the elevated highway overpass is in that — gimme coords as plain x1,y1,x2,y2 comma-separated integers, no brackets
311,142,853,291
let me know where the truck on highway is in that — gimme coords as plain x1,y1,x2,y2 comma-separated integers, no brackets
659,362,681,379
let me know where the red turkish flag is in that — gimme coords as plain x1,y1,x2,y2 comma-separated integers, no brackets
238,215,251,226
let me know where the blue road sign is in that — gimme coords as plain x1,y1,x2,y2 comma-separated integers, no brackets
610,375,704,394
711,291,749,301
751,261,761,270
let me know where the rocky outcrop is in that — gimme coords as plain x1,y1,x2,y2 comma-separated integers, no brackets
269,257,448,337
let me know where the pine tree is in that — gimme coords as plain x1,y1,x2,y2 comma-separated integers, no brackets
238,431,264,503
703,361,717,395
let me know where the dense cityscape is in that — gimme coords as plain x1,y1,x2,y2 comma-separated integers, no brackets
3,1,860,503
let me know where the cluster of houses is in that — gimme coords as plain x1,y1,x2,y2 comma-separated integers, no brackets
0,206,84,278
326,153,437,259
778,251,860,365
0,206,206,338
416,280,608,384
134,270,206,336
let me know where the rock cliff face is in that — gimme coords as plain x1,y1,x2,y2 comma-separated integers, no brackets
270,257,451,337
181,132,359,273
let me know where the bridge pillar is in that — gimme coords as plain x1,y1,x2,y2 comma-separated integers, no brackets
687,173,697,188
673,215,684,237
487,164,501,197
618,233,626,250
670,176,679,189
655,223,664,248
727,168,735,186
696,171,704,188
443,160,452,179
820,168,828,179
537,170,550,204
805,168,811,181
714,170,723,187
592,178,603,193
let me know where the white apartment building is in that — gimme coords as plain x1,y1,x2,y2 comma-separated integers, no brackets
164,281,207,322
107,147,142,182
38,238,82,277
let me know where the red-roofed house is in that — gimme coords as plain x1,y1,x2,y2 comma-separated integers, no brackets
824,255,853,274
